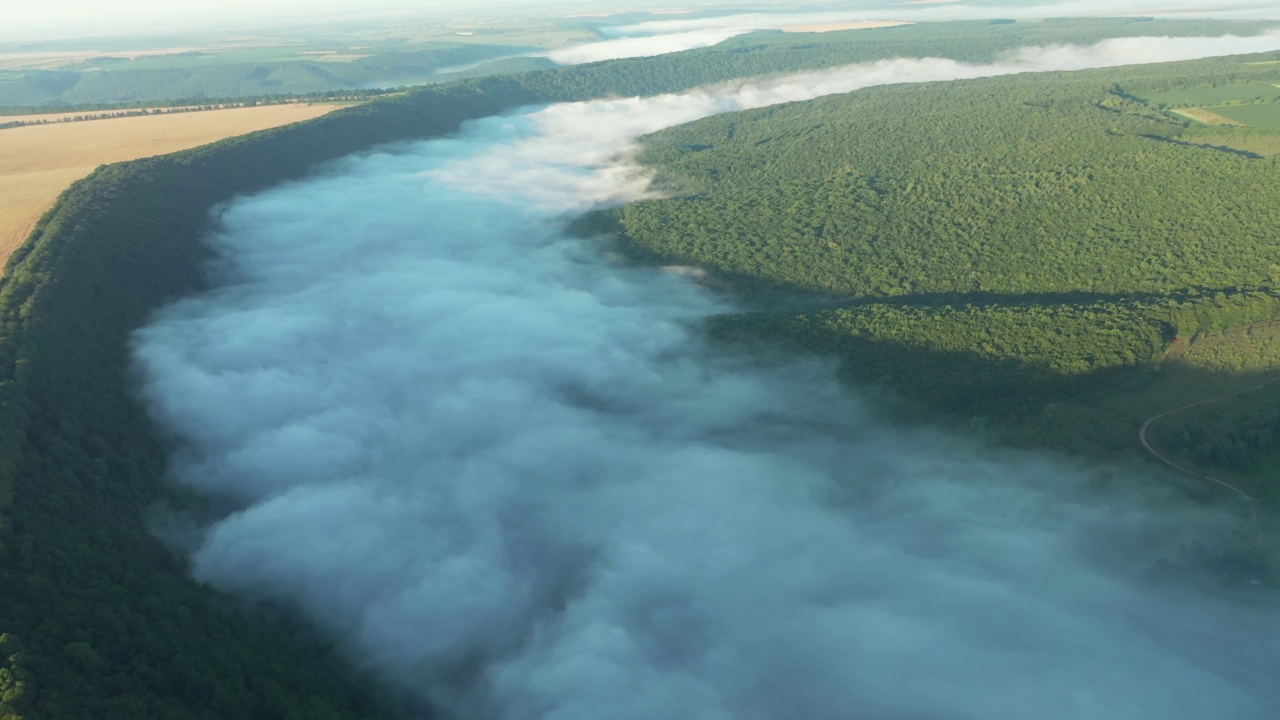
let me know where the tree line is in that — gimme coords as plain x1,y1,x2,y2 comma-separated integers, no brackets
0,99,367,131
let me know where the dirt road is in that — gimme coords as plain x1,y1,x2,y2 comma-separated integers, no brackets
1137,374,1280,547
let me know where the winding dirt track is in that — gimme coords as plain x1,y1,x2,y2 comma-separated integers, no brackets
1138,374,1280,547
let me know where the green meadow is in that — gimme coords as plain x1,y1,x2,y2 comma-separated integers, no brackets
1140,81,1280,107
1211,101,1280,129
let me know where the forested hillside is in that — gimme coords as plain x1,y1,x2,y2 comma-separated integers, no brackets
3,17,1271,108
611,57,1280,297
0,43,534,107
2,19,1278,718
473,17,1278,103
714,291,1280,415
602,53,1280,422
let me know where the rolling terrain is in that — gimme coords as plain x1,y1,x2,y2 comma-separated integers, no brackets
597,52,1280,549
603,54,1279,385
2,15,1280,719
3,17,1273,109
0,16,602,107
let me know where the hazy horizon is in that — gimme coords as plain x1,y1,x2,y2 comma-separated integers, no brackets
7,0,1280,44
3,0,708,44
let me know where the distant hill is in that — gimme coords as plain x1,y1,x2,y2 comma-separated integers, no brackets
2,17,1273,108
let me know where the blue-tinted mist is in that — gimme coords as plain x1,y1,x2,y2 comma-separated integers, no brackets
133,38,1280,720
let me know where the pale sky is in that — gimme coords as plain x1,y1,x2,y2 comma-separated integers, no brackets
5,0,1279,43
0,0,623,41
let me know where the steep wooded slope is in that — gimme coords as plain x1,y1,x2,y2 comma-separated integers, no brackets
600,54,1280,414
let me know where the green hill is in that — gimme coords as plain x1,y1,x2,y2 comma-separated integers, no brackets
4,17,1271,108
608,58,1280,298
598,53,1280,464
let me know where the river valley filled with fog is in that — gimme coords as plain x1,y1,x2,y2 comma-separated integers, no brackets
131,37,1280,720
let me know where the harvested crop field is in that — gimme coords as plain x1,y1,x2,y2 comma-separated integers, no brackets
0,48,198,70
1171,107,1244,125
0,103,343,270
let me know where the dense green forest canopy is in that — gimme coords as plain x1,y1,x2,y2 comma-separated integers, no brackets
2,18,1279,720
711,290,1280,416
598,52,1280,438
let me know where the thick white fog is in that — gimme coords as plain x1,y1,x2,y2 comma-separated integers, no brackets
133,35,1280,719
555,2,1280,64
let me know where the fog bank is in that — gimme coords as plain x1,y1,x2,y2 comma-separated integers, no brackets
134,35,1280,719
561,2,1280,63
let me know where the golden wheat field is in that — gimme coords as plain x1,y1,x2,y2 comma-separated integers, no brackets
0,103,343,270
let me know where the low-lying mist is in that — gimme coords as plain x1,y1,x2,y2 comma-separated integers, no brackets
134,36,1280,719
553,2,1280,64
